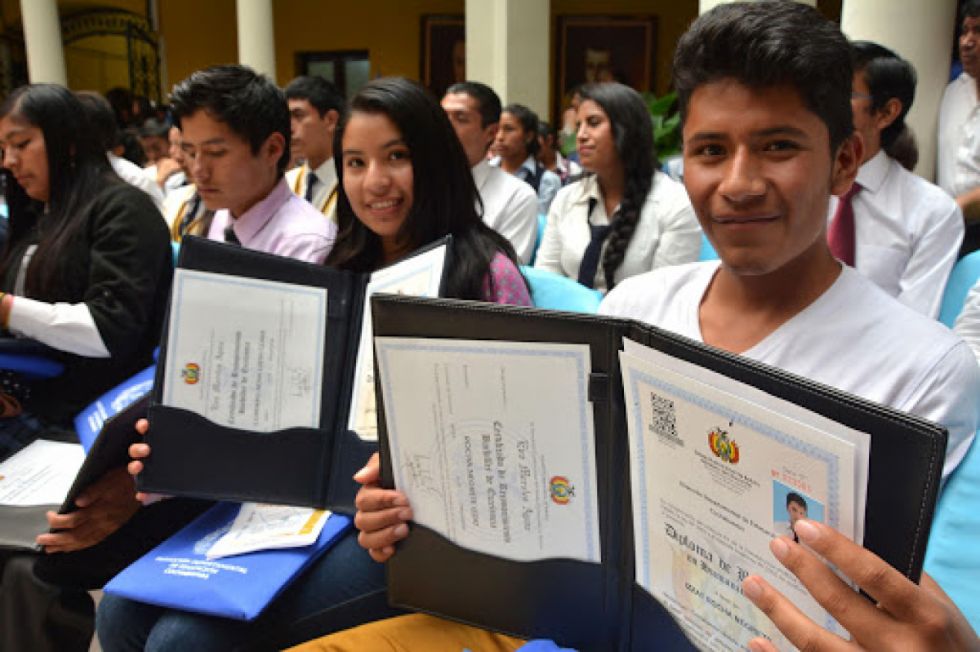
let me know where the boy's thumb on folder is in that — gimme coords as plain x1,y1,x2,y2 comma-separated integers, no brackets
354,453,381,484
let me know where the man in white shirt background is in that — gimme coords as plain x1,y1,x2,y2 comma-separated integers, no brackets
284,76,343,223
939,0,980,252
441,81,539,264
832,41,963,318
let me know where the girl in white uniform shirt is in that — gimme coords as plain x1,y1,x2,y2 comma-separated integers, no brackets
534,82,701,292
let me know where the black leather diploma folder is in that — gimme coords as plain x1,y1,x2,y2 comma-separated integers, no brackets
137,236,449,513
370,294,947,652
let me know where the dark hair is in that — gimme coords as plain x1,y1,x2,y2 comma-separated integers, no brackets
577,82,656,291
170,64,290,175
786,492,808,509
104,86,133,126
119,127,147,166
285,75,344,117
851,41,916,151
446,81,501,128
140,117,170,139
887,126,919,171
964,0,980,20
0,84,121,294
673,1,853,153
326,77,524,300
75,91,121,151
501,104,540,156
538,120,556,140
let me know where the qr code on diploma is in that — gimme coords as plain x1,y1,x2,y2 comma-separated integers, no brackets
648,393,679,441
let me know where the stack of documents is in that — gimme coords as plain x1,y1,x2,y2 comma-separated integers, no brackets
0,440,86,550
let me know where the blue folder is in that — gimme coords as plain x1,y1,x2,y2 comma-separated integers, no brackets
74,364,156,452
105,502,352,621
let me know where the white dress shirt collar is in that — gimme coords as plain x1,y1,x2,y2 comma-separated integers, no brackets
855,149,890,195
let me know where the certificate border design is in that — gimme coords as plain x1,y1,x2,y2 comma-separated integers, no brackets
164,270,328,429
377,340,599,561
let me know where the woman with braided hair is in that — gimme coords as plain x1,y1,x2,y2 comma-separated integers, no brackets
534,82,700,292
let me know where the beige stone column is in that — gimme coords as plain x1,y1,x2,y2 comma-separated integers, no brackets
20,0,66,85
465,0,550,118
841,0,958,180
236,0,276,79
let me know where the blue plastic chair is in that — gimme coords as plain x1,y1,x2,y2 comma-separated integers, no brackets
924,431,980,631
697,233,718,261
923,249,980,630
529,213,547,266
0,340,65,379
938,250,980,328
521,266,602,314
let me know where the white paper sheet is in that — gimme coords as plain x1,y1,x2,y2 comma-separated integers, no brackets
161,269,327,431
375,337,601,563
205,503,332,559
0,440,85,506
620,342,869,651
348,245,446,441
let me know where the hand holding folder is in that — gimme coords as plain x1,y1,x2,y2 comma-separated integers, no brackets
742,520,979,652
39,467,140,553
352,452,411,563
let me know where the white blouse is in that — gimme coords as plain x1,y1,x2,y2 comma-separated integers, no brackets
534,171,701,291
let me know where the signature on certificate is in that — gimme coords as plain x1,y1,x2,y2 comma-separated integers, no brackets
401,453,440,495
287,367,313,398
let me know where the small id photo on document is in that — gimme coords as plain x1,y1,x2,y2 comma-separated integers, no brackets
771,479,824,543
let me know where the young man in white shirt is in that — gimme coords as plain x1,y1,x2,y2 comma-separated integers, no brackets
831,41,963,318
284,76,343,222
441,82,539,264
601,3,980,648
346,3,980,650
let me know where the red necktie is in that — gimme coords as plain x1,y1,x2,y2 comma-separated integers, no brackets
828,182,861,266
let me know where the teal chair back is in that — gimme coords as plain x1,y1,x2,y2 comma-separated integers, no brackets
529,213,547,266
924,432,980,630
521,266,602,313
939,250,980,328
698,233,718,261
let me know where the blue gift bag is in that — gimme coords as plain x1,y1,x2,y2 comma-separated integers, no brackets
105,501,352,620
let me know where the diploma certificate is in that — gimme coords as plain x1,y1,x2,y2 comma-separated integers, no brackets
161,270,327,431
376,337,601,563
348,245,446,441
621,343,868,651
0,440,85,506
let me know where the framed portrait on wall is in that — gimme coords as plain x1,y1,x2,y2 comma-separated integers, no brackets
420,14,465,100
555,15,657,119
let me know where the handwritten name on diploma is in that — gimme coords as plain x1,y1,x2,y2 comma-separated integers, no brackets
460,422,537,543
